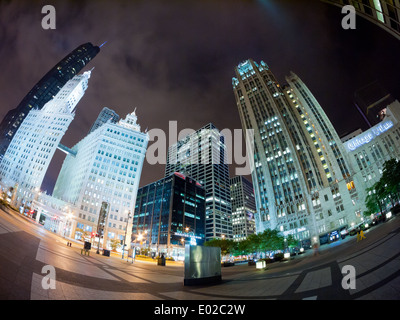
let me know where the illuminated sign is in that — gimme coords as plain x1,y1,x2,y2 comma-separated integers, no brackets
174,232,202,240
283,227,307,236
346,120,393,151
174,172,186,180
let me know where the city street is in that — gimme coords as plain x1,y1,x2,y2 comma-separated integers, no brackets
0,206,399,300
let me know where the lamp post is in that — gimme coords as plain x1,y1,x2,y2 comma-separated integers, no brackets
122,211,132,259
135,233,144,261
144,229,148,254
64,212,73,238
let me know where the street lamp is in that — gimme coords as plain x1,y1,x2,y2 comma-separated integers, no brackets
64,212,73,238
122,210,132,259
134,232,145,260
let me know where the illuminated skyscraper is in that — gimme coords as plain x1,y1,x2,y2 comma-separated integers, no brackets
0,42,100,161
230,175,256,242
133,172,205,259
88,107,120,134
0,71,92,206
53,110,148,250
232,60,363,245
165,123,232,241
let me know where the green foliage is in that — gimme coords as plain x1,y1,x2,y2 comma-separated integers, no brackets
109,239,121,251
204,238,235,256
286,234,299,248
364,158,400,216
364,185,382,217
140,247,151,256
204,227,292,257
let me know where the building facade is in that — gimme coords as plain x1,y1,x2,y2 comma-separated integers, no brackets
354,81,395,127
232,60,364,246
342,100,400,198
230,175,256,242
0,71,91,208
321,0,400,40
132,172,205,260
165,123,232,241
0,42,100,161
88,107,120,134
52,110,148,250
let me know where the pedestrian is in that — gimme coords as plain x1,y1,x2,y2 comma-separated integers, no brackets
313,242,319,256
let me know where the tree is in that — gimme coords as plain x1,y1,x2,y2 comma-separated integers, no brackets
285,234,299,249
204,228,298,259
259,229,285,252
380,159,400,205
364,158,400,217
235,239,252,256
246,233,262,255
110,239,121,252
364,186,382,217
204,238,235,256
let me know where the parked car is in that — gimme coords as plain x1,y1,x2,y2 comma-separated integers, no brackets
362,219,372,230
348,222,364,236
385,211,393,220
340,228,349,239
392,204,400,215
329,230,340,242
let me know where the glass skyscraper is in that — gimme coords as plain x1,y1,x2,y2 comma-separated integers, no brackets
232,60,363,245
165,123,232,241
132,172,205,260
230,175,256,242
0,42,100,161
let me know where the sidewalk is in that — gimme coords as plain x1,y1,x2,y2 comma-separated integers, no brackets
4,206,184,267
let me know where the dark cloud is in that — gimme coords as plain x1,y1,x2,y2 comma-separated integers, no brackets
0,0,400,193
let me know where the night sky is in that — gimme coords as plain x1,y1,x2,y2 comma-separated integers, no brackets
0,0,399,194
